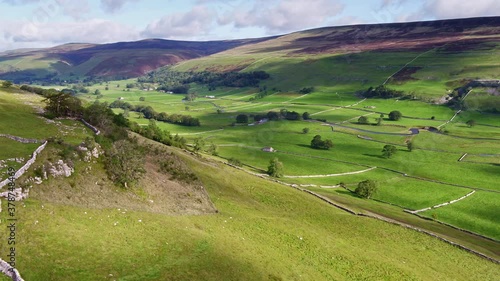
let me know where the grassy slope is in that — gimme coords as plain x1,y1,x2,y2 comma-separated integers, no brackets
1,151,499,281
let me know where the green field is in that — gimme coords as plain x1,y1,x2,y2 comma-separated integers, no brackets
421,191,500,240
60,67,500,244
74,73,500,242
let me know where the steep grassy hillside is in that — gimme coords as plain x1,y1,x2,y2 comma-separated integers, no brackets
2,145,500,281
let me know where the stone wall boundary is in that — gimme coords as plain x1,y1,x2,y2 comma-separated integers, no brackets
0,259,24,281
79,119,100,135
0,141,47,189
0,134,40,144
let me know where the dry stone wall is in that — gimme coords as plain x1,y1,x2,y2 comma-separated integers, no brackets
80,119,100,135
0,141,47,189
0,259,24,281
0,134,40,144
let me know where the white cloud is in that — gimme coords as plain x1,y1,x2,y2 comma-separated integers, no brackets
100,0,137,13
422,0,500,19
1,0,40,4
141,5,216,38
218,0,344,33
3,19,139,45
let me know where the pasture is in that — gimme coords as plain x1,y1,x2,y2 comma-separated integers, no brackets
77,75,500,243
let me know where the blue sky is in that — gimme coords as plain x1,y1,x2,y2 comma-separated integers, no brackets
0,0,499,51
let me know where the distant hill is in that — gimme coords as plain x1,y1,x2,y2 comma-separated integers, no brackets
0,38,274,82
0,16,498,84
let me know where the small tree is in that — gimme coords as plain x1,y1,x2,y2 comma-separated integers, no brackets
94,89,101,95
207,143,218,156
466,119,476,128
139,97,145,101
358,116,369,124
104,139,145,188
355,180,377,199
193,137,205,153
382,144,398,158
376,117,383,126
267,158,284,178
236,114,249,123
302,112,310,120
311,135,333,150
388,110,402,121
302,127,310,134
407,141,413,152
1,80,13,88
228,157,242,167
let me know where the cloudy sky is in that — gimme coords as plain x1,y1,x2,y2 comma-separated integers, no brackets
1,0,499,51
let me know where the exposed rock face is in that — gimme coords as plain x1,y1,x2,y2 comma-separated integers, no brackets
0,188,29,201
47,160,74,178
76,141,103,162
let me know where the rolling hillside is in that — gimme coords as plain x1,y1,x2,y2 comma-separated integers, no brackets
0,87,499,280
171,17,500,100
0,38,274,82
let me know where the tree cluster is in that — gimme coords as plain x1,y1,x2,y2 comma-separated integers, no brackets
129,120,187,148
238,109,308,124
139,68,270,91
362,85,404,99
299,87,315,94
311,135,333,150
109,100,200,126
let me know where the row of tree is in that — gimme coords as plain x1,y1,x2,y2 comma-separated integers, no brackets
109,100,200,126
362,85,405,99
236,110,311,123
139,68,270,92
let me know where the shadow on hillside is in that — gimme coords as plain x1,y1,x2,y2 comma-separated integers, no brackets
362,153,385,159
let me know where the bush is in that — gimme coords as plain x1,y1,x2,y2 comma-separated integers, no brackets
355,180,377,199
236,114,249,123
388,110,402,121
228,157,242,167
358,116,369,124
1,80,13,88
267,158,284,178
311,135,333,150
382,144,398,158
104,139,146,187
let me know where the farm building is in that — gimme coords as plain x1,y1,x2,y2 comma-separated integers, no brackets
262,147,275,152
